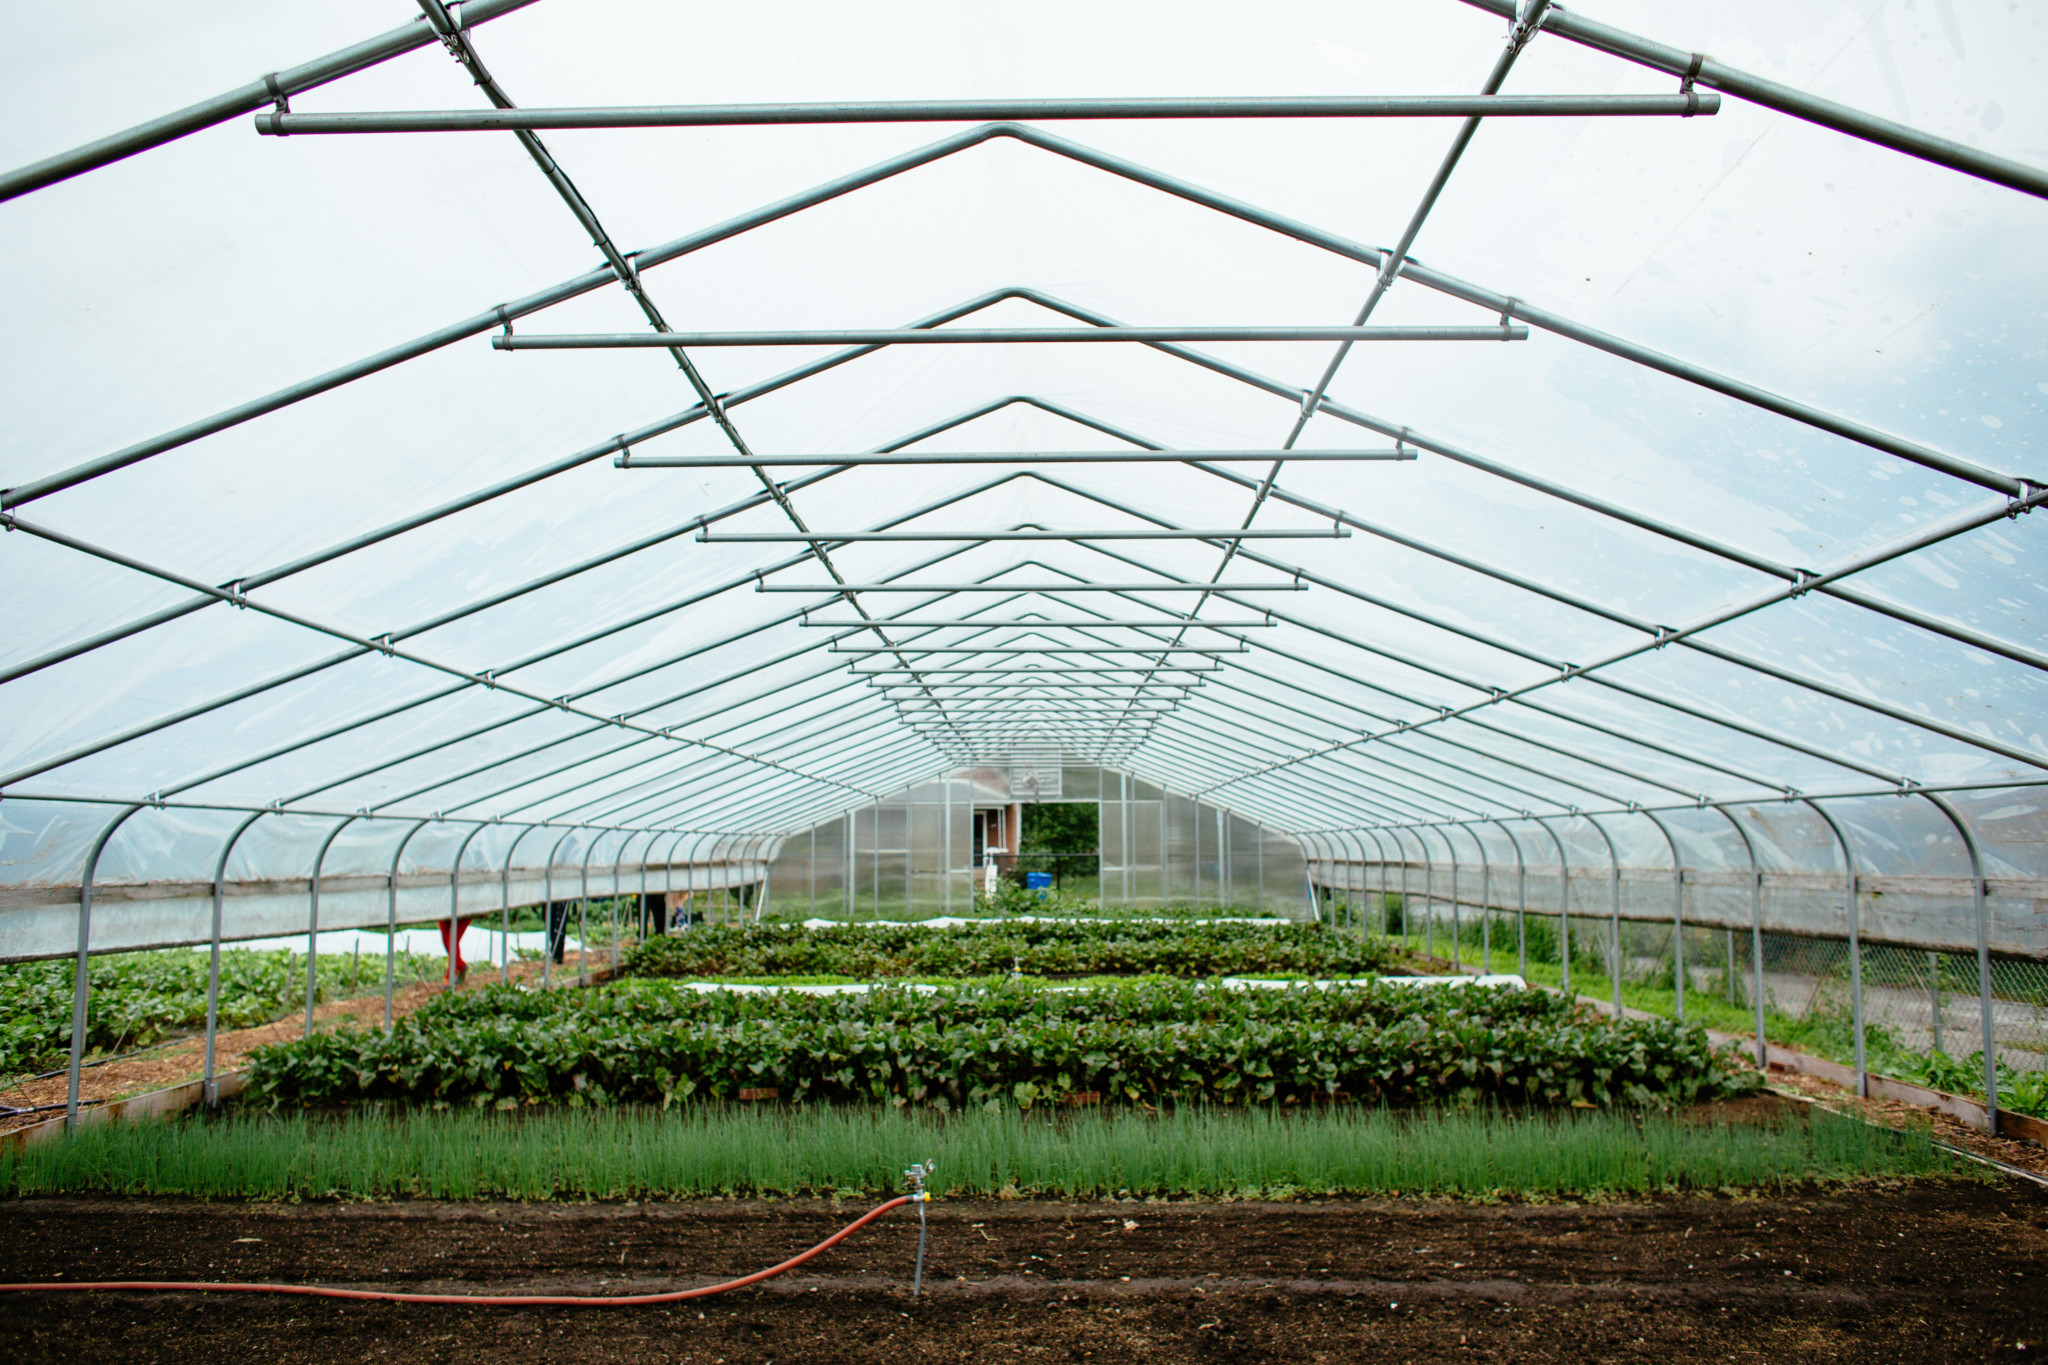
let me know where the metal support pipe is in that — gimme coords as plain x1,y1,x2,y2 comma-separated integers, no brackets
1487,819,1528,980
1714,807,1770,1070
1637,809,1688,1023
497,325,1527,349
1453,0,2048,199
733,532,1341,544
498,824,539,984
261,91,1719,135
384,819,432,1030
0,0,541,202
765,582,1304,593
65,803,144,1129
1581,814,1624,1019
541,827,580,987
1802,799,1865,1097
1531,817,1572,995
1463,825,1492,973
1922,793,1999,1131
306,815,359,1036
578,833,603,987
627,447,1408,467
446,822,488,990
1434,826,1460,970
204,810,268,1105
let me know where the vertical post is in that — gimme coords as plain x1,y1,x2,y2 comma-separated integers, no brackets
1378,826,1397,938
873,798,882,921
498,825,536,986
1446,828,1460,971
942,775,952,916
1726,929,1736,1006
1533,818,1571,996
1640,811,1685,1023
1930,951,1944,1055
1192,798,1202,909
1397,826,1412,946
67,804,144,1130
1124,772,1134,906
609,835,635,975
542,827,578,988
665,829,690,932
1714,806,1768,1071
447,823,488,992
1923,793,1998,1132
1490,821,1528,982
1256,809,1265,913
1204,806,1220,912
1804,800,1864,1097
1419,826,1436,959
1159,788,1169,912
386,819,432,1031
578,832,602,987
1582,815,1623,1019
1469,825,1491,973
206,811,267,1104
810,823,819,917
307,816,360,1037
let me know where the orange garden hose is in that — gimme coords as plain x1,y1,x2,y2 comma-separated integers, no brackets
0,1194,918,1306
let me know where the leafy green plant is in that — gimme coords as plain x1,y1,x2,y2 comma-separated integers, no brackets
0,946,447,1082
623,920,1394,980
245,977,1751,1113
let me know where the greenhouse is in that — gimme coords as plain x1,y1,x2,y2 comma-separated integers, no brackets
0,0,2044,1357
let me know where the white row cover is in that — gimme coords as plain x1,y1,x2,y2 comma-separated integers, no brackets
0,0,2043,955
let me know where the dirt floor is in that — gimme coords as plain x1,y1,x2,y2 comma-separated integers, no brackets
0,948,616,1137
1,1180,2043,1363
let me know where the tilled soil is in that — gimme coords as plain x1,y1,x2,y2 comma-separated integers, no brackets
2,1182,2044,1362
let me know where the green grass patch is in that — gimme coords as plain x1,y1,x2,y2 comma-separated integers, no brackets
0,1104,1967,1202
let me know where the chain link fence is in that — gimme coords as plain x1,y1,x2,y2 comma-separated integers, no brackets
1325,888,2048,1113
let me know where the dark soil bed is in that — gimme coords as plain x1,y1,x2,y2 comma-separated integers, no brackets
3,1181,2045,1362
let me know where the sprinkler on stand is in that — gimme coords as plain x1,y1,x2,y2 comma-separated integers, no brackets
904,1160,935,1298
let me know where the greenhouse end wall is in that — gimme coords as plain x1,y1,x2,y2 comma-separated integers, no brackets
762,763,1311,918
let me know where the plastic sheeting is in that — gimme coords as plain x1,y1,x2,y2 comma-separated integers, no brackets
0,1,2043,960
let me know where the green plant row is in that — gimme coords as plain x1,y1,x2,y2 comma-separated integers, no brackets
0,947,448,1082
245,978,1750,1112
623,921,1395,980
0,1103,1962,1202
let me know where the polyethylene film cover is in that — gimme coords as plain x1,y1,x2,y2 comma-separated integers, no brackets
0,0,2043,957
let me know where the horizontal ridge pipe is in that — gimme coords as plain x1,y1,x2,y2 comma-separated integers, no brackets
497,325,1527,348
258,92,1720,134
621,448,1409,466
802,619,1273,628
707,529,1347,541
759,582,1305,592
0,0,542,203
1455,0,2048,201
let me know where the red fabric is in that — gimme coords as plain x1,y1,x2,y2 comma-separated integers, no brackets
438,916,479,979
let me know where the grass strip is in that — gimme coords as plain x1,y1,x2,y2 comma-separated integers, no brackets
0,1104,1967,1202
